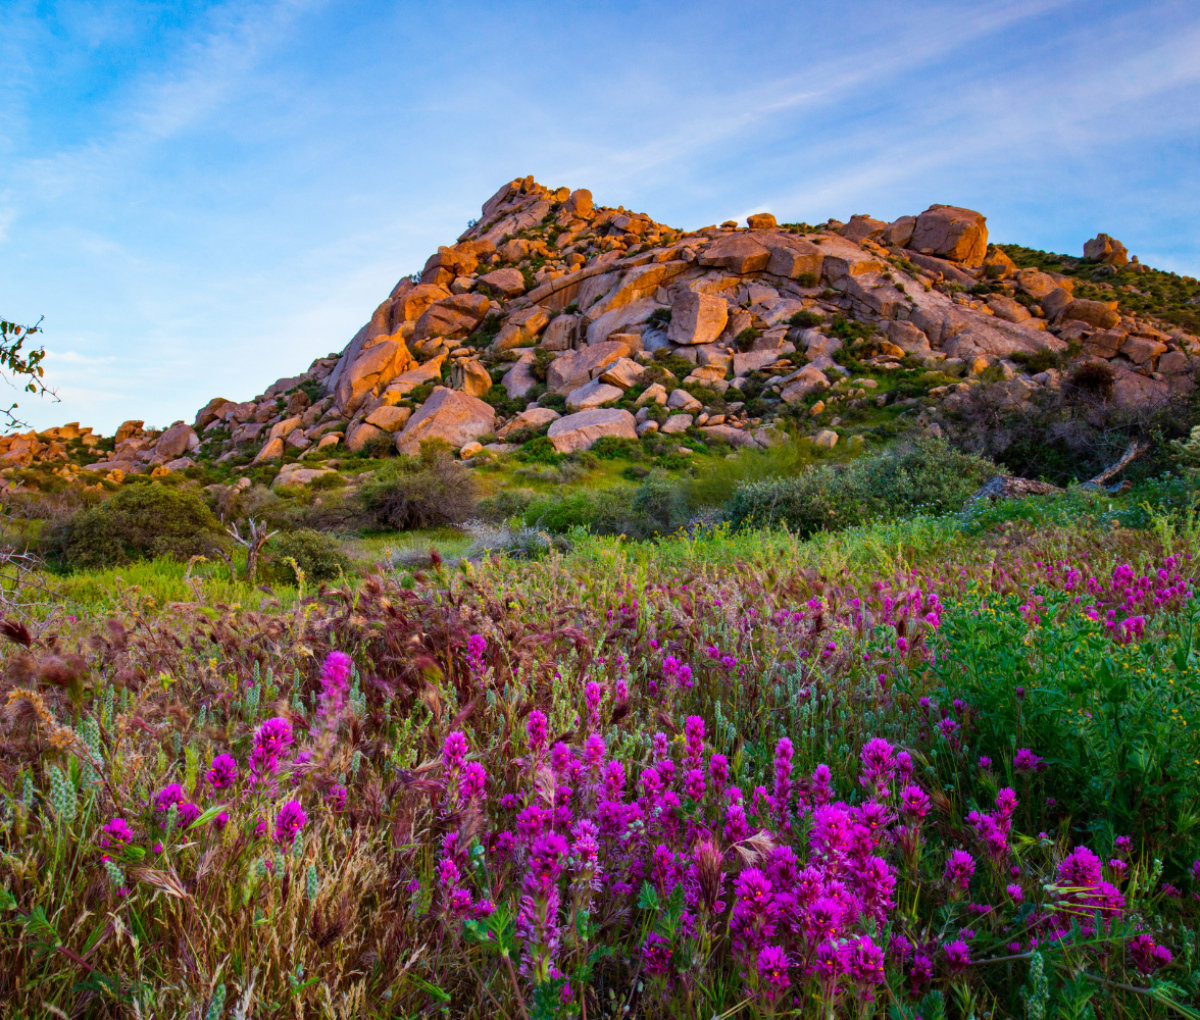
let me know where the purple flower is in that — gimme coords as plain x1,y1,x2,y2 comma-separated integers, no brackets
176,802,201,829
900,784,930,820
254,717,293,758
327,785,347,812
757,945,791,998
642,932,672,975
847,936,885,992
443,731,469,771
944,850,976,892
102,817,133,845
526,711,548,754
460,762,487,804
316,650,352,724
1006,883,1023,902
977,756,992,769
274,800,308,847
859,737,896,796
1013,748,1044,773
944,939,971,975
155,784,186,813
206,753,239,790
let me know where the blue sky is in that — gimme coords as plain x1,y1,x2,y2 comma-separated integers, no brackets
3,0,1200,434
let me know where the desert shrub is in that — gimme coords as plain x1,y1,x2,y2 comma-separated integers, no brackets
727,439,993,535
54,483,223,569
407,382,435,405
787,309,824,329
734,328,760,352
539,392,567,412
630,473,689,534
357,444,477,530
519,436,564,465
647,307,672,329
795,271,819,287
264,528,353,585
942,378,1197,485
475,487,537,523
360,433,396,459
523,486,636,534
590,436,641,460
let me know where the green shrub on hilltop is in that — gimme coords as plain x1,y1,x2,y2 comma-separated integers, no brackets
53,482,223,569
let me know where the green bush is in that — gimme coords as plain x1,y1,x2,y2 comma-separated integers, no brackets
726,439,993,535
523,487,636,534
539,392,567,412
590,437,642,461
476,487,537,523
519,436,564,465
787,310,824,329
55,483,223,569
357,444,477,530
265,528,353,585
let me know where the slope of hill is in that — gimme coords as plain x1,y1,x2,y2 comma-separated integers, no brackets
3,176,1198,495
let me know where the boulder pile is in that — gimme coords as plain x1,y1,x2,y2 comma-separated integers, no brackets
5,176,1197,491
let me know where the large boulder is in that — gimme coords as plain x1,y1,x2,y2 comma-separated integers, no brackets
412,293,491,344
546,339,632,394
698,234,771,274
668,291,728,345
563,189,593,218
334,337,416,414
394,283,451,325
761,234,824,280
1062,299,1120,329
501,350,539,400
497,406,561,439
779,366,830,403
394,387,496,454
478,267,526,298
566,379,624,410
364,405,412,432
381,354,447,401
153,422,200,461
541,314,578,351
840,215,888,243
492,306,550,352
195,397,235,430
450,358,492,397
546,408,637,453
1083,233,1129,267
907,205,988,266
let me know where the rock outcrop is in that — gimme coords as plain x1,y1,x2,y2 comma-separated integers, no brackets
6,175,1194,498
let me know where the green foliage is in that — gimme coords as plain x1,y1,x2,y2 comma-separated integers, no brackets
539,392,567,412
930,589,1200,869
264,529,352,585
357,443,478,531
734,328,761,352
648,307,672,329
727,439,993,535
589,437,642,461
0,316,51,426
54,483,223,569
519,436,565,465
787,310,824,329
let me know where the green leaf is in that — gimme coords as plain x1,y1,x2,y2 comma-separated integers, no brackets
0,888,16,911
637,880,660,912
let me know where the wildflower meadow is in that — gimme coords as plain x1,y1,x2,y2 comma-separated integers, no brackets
2,516,1200,1018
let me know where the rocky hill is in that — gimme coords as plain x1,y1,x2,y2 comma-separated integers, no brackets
4,175,1199,493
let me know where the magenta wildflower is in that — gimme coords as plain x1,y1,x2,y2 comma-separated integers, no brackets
900,784,930,820
254,716,293,757
443,731,469,771
944,849,976,892
316,650,352,726
944,939,971,975
642,932,672,975
327,785,347,812
756,945,791,998
274,800,308,848
1013,748,1044,773
155,783,185,813
206,753,238,790
102,817,133,845
526,710,548,754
